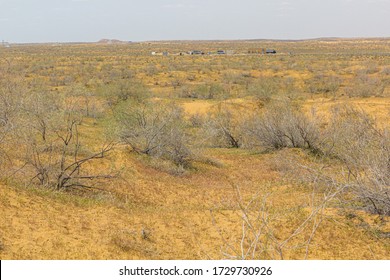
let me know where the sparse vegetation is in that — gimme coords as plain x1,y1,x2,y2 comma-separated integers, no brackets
324,106,390,215
116,100,193,168
244,102,323,153
203,104,245,148
345,75,385,98
1,39,390,260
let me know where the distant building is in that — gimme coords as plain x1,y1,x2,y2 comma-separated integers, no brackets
248,48,276,54
190,50,204,55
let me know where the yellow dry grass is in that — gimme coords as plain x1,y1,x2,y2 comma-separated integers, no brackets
1,39,390,260
303,97,390,125
1,147,389,259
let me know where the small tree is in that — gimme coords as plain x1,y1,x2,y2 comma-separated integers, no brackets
18,92,114,190
23,113,114,190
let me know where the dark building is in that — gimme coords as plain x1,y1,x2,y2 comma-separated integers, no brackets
190,50,204,55
266,49,277,54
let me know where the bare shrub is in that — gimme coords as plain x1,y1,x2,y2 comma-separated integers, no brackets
0,71,27,169
99,79,150,107
0,83,22,129
9,90,115,190
203,104,244,148
281,77,301,100
358,62,380,75
212,182,343,260
22,90,63,141
305,74,341,97
189,113,205,128
247,76,279,104
223,71,249,86
244,103,323,153
116,101,193,167
177,83,228,100
65,85,105,119
177,85,198,99
21,110,114,190
345,75,384,98
260,105,390,217
325,106,390,215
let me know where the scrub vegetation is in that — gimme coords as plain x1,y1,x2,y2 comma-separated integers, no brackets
1,38,390,259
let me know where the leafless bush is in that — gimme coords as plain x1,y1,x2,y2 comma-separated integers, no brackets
117,101,193,167
21,110,114,190
100,79,150,107
176,85,198,99
223,71,249,86
255,105,390,217
177,83,228,100
189,113,205,128
0,72,27,167
212,181,343,259
22,90,63,141
268,106,390,216
305,74,341,97
203,105,244,148
4,89,115,190
247,76,279,104
244,103,323,153
65,85,105,119
358,62,380,75
345,75,384,98
325,106,390,215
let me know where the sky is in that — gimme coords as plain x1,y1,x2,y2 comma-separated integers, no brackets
0,0,390,43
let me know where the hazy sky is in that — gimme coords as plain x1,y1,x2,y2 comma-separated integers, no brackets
1,0,390,43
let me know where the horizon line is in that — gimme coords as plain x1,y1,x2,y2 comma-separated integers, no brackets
2,36,390,45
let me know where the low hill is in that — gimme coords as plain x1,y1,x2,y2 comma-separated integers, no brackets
97,39,131,44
